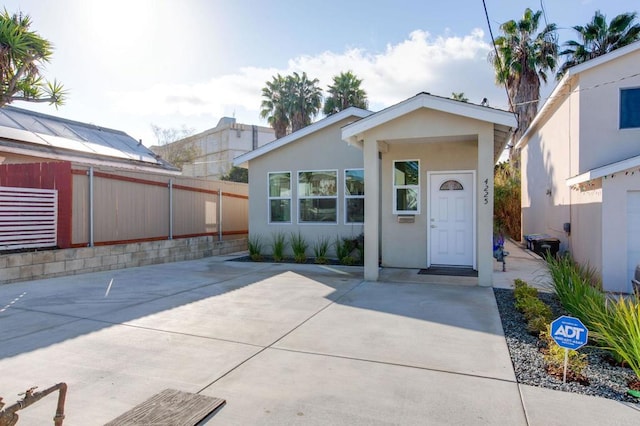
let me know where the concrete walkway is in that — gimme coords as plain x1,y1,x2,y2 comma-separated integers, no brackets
0,244,638,425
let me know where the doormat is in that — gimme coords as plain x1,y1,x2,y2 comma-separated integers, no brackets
418,267,478,277
104,389,225,426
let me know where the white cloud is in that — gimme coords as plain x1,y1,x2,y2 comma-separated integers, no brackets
111,28,508,127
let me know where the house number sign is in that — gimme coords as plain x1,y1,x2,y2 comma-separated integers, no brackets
483,178,489,205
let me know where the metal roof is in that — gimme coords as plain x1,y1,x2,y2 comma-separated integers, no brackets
0,106,163,166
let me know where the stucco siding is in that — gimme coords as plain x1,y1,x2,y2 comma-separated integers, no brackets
569,185,603,282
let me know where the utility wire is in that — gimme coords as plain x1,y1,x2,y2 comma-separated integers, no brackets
482,0,515,113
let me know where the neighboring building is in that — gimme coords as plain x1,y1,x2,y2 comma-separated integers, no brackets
235,93,516,286
516,41,640,293
153,117,275,179
0,106,178,174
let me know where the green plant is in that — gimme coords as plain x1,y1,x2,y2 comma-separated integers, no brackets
271,232,287,262
340,255,355,266
540,326,588,383
335,235,350,260
514,279,538,303
313,236,331,264
521,298,552,322
248,234,264,261
527,315,550,335
494,162,521,240
290,232,309,263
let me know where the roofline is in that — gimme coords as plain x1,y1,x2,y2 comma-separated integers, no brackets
516,40,640,150
342,92,516,142
566,154,640,186
233,107,373,166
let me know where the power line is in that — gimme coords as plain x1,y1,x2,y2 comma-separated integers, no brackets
482,0,515,113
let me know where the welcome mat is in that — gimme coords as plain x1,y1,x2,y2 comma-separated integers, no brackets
418,266,478,277
104,389,225,426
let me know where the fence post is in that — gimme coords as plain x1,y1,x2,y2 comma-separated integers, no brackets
218,187,223,242
168,179,173,240
88,167,94,247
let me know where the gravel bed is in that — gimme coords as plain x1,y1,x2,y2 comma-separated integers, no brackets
493,287,640,405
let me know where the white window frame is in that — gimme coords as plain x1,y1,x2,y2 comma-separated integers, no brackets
344,168,364,224
297,169,338,224
393,159,420,214
267,171,292,224
620,87,640,130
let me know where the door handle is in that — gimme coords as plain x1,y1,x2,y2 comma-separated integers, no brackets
430,225,437,228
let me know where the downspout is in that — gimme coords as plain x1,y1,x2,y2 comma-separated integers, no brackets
88,167,94,247
168,179,173,240
218,187,223,241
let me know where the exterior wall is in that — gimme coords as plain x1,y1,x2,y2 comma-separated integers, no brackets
577,49,640,173
569,183,603,282
0,236,247,285
247,116,364,256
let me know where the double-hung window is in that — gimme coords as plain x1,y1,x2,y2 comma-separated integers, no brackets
620,88,640,129
345,169,364,223
393,160,420,214
298,170,337,223
268,172,291,223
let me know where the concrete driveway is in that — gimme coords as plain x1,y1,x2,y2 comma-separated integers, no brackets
1,251,639,425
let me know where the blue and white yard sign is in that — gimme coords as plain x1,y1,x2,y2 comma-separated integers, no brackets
550,315,588,350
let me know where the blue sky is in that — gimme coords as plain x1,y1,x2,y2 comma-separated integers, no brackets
3,0,638,146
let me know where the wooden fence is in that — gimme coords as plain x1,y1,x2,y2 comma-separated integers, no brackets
0,186,57,250
0,161,248,250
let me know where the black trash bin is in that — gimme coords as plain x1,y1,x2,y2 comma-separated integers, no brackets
532,238,560,258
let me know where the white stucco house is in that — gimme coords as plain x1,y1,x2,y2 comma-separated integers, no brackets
517,41,640,293
234,93,516,286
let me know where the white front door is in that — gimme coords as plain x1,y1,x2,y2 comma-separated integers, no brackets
429,172,474,267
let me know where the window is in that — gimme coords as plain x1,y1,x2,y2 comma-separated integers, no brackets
620,88,640,129
393,160,419,214
345,169,364,223
298,170,337,223
440,180,463,190
268,172,291,223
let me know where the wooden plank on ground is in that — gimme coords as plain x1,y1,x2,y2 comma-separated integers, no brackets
104,389,225,426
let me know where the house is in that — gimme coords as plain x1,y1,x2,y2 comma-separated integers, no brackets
152,117,275,179
516,41,640,293
0,105,178,174
235,93,516,286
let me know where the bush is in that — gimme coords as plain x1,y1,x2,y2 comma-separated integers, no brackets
513,278,552,335
290,232,309,263
313,236,331,264
248,234,263,261
271,232,287,262
494,162,520,241
335,235,351,260
540,326,588,383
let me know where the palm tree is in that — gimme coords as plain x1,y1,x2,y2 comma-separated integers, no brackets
451,92,469,102
260,74,290,139
0,10,65,107
287,71,322,132
558,11,640,76
489,8,558,162
323,71,368,115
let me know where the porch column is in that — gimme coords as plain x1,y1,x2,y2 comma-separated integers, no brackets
478,129,494,287
363,137,379,281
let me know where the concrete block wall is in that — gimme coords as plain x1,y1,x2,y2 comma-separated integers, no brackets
1,236,247,285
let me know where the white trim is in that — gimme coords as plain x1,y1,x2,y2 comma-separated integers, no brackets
566,154,640,186
426,170,477,269
392,159,420,215
233,108,372,166
267,171,292,224
344,168,365,224
297,169,339,224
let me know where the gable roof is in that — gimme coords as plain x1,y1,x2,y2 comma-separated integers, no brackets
516,40,640,150
233,107,373,167
0,106,179,173
342,92,516,161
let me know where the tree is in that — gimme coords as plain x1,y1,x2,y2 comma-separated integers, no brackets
489,8,558,164
0,10,65,107
221,166,248,183
149,124,199,170
260,72,322,137
451,92,469,102
558,11,640,77
323,71,368,115
260,74,290,139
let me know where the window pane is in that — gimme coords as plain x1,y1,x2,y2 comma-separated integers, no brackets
269,173,290,197
298,171,337,197
440,180,463,190
299,198,337,222
270,199,290,222
345,169,365,195
346,198,364,223
396,188,418,211
621,88,640,129
394,161,419,185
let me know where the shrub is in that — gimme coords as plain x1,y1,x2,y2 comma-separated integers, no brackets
335,235,350,260
248,234,263,261
513,278,552,335
340,256,355,266
540,326,588,383
521,298,552,322
494,162,521,240
290,232,309,263
271,232,287,262
313,236,331,264
527,315,550,335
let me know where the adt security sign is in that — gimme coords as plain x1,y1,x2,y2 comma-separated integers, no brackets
550,316,588,350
